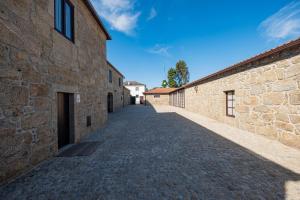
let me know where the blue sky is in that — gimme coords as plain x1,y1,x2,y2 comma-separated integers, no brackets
91,0,300,89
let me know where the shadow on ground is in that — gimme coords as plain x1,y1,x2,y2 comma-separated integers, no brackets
0,105,299,199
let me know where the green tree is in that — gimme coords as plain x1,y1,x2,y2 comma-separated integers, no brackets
161,80,168,88
175,60,189,87
167,67,177,88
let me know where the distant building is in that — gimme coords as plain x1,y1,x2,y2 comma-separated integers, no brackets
144,88,177,106
124,81,146,104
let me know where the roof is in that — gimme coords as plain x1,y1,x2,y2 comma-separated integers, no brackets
144,88,177,95
107,61,125,78
124,81,145,86
83,0,111,40
171,37,300,93
123,86,130,91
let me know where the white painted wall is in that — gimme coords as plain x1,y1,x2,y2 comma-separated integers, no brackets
124,85,145,104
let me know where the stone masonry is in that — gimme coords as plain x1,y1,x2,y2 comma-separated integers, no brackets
107,61,125,111
123,86,131,106
145,94,170,106
0,0,125,183
182,44,300,149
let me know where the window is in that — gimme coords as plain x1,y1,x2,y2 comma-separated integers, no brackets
135,87,139,91
135,95,139,98
55,0,74,41
225,91,235,117
109,70,112,83
119,78,122,87
154,95,160,98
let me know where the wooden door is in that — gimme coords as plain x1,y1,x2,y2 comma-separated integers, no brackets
107,93,113,113
57,93,70,149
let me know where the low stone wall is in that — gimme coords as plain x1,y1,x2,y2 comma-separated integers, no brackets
145,94,170,106
183,46,300,148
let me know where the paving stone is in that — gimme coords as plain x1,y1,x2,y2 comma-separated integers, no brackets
0,105,299,200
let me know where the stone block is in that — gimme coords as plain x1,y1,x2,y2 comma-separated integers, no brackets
291,55,300,64
21,112,49,129
271,80,297,92
0,86,29,106
275,121,294,132
275,113,290,123
32,97,49,111
289,115,300,124
253,105,271,113
275,68,284,80
235,105,249,113
263,93,285,105
262,114,274,122
30,84,49,97
0,43,10,65
279,131,300,149
286,64,300,78
250,84,265,95
256,126,277,139
263,70,277,82
289,91,300,105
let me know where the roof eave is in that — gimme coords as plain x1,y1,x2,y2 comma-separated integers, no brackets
84,0,112,40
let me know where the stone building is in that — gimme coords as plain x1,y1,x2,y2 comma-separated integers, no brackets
144,88,176,106
123,86,131,106
169,38,300,149
107,61,125,112
124,81,146,104
0,0,125,183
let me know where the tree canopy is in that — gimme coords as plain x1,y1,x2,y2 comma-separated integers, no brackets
167,68,177,88
175,60,189,87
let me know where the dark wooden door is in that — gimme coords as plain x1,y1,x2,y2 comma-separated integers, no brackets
107,93,113,113
57,93,70,149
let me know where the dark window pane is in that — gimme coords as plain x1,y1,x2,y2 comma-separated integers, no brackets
55,0,62,32
109,70,112,82
65,2,73,40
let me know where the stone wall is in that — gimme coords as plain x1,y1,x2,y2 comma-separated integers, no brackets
123,87,131,106
107,63,124,111
183,46,300,149
145,94,170,106
0,0,110,183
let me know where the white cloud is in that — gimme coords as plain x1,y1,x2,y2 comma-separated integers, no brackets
91,0,140,35
147,44,171,57
259,1,300,40
147,7,157,21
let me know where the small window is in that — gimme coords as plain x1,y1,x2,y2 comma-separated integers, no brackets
154,95,160,98
136,87,139,91
119,78,122,87
225,91,235,117
109,70,112,83
86,116,91,127
55,0,74,41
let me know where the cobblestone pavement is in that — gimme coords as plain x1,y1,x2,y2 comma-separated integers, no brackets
1,105,300,200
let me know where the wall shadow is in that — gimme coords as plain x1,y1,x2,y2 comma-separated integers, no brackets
143,104,300,199
0,105,299,199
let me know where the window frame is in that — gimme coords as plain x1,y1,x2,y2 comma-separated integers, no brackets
109,70,112,83
225,90,235,118
119,77,122,87
54,0,75,42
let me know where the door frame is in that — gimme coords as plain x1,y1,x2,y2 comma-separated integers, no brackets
107,92,113,113
57,92,75,149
